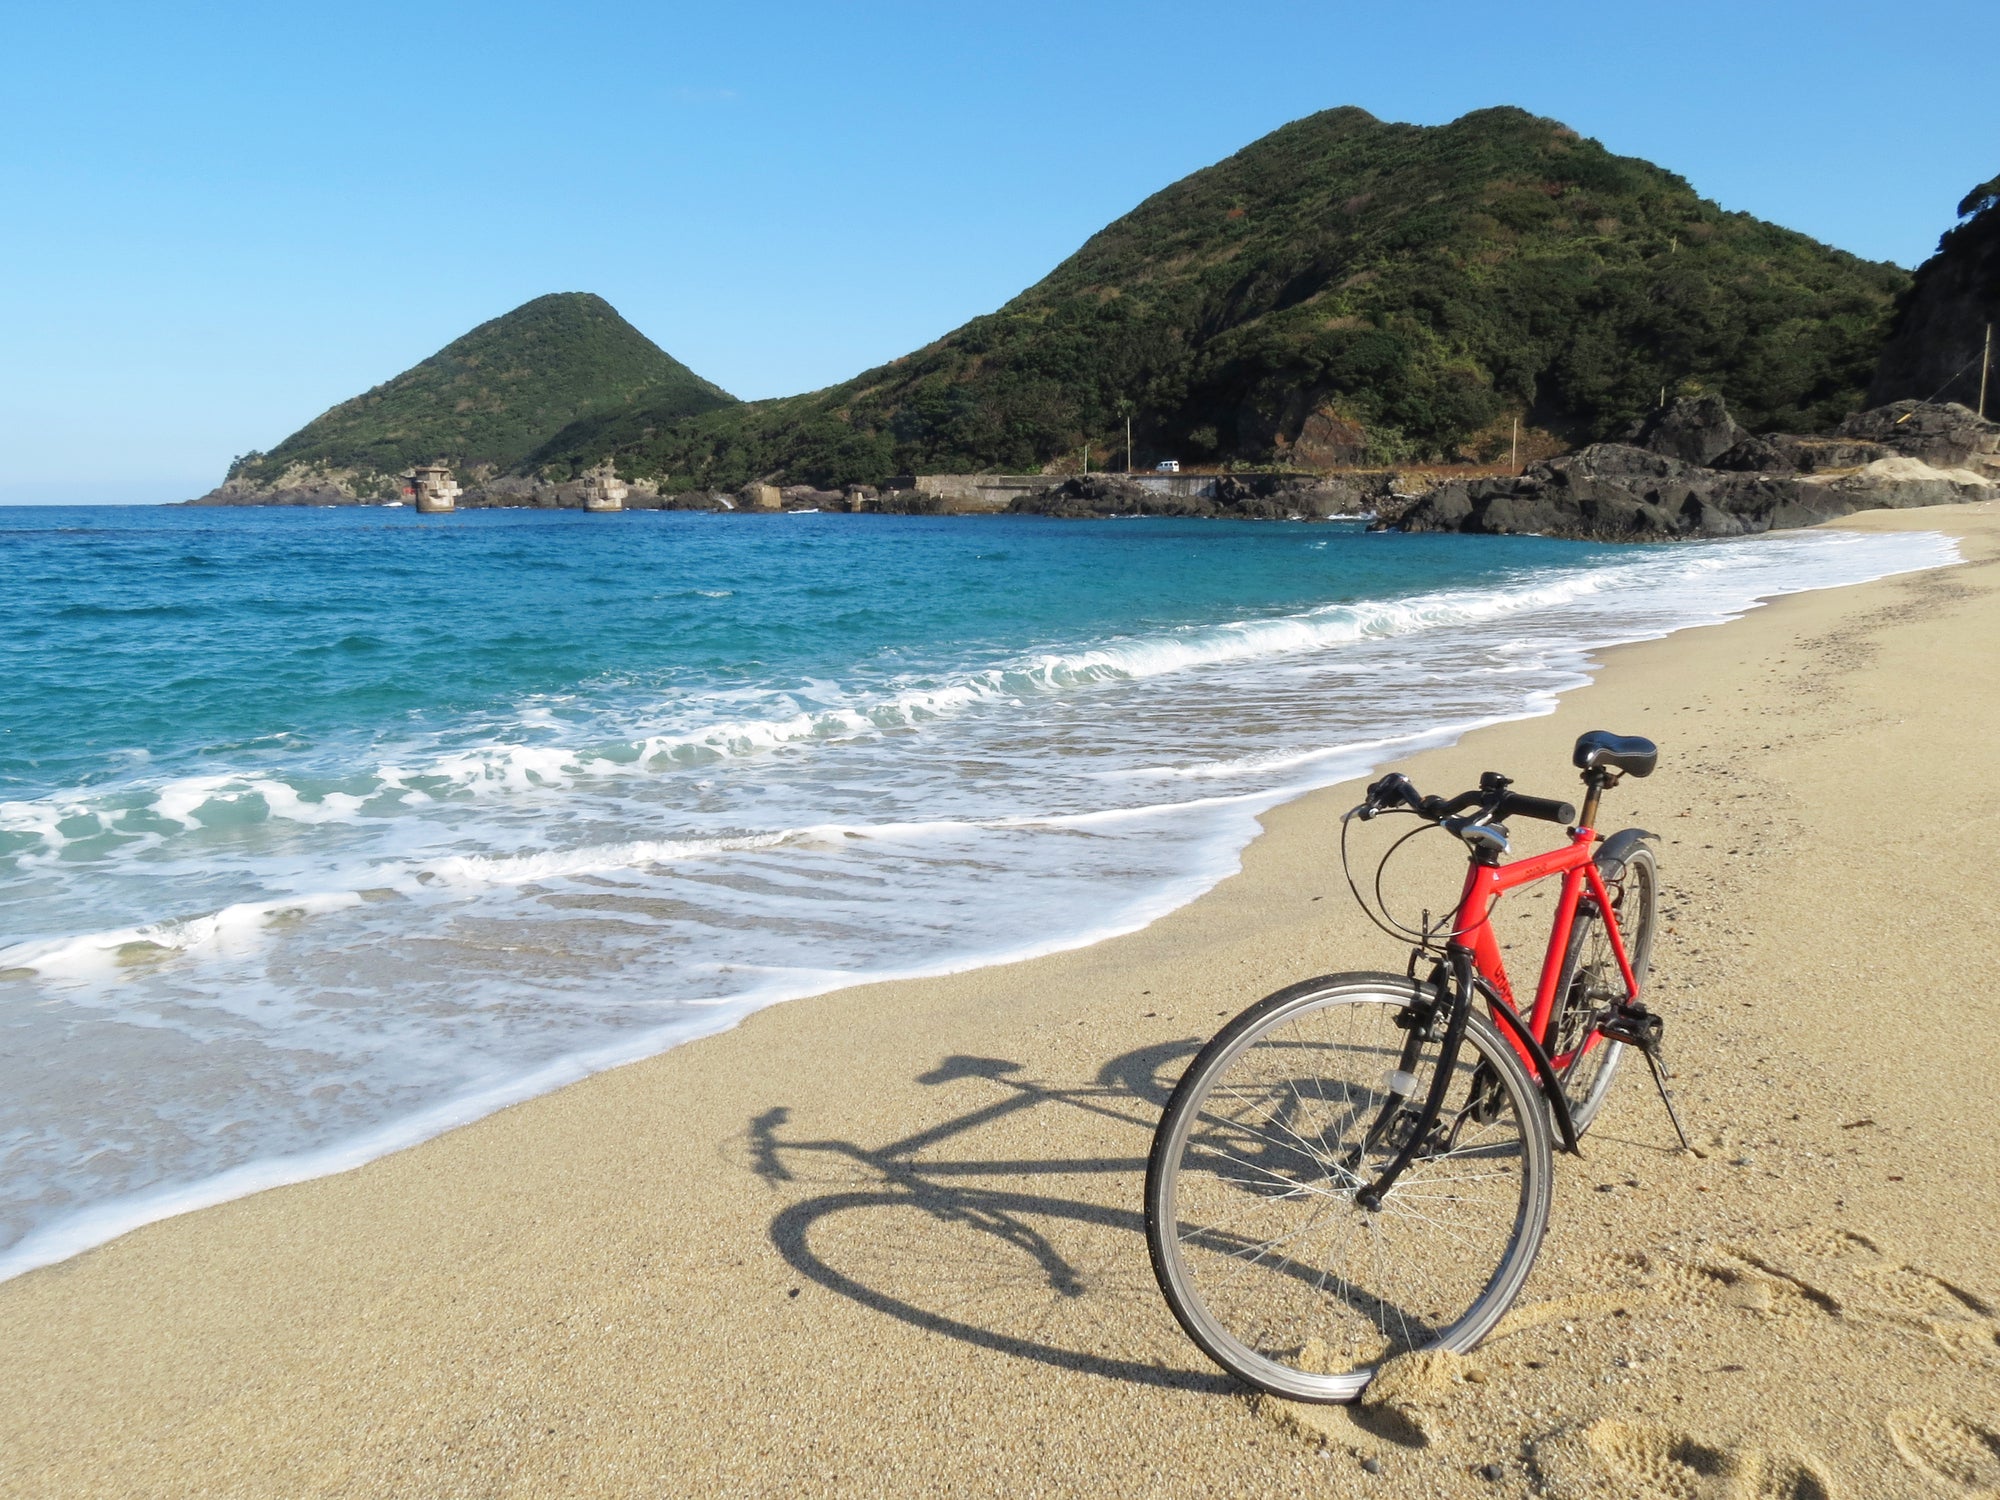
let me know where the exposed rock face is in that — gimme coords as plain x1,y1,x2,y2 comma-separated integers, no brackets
1397,445,1764,540
1396,401,1995,541
188,462,388,506
779,485,846,510
1616,394,1749,466
1710,433,1891,474
1868,176,1998,410
1012,472,1386,520
1837,401,2000,476
1288,407,1371,467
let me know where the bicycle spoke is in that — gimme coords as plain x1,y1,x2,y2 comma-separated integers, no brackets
1149,985,1552,1399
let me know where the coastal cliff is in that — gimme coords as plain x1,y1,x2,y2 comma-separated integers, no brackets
1868,175,1999,410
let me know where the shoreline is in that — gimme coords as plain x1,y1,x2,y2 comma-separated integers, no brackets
0,528,1955,1288
4,501,1998,1497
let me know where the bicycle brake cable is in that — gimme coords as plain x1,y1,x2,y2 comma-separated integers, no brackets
1341,808,1447,947
1341,806,1493,950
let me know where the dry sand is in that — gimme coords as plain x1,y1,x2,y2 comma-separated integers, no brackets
4,504,1999,1499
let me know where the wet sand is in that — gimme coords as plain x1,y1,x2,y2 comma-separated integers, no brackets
3,503,1997,1499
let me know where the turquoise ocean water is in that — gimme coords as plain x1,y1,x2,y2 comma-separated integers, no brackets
0,505,1954,1277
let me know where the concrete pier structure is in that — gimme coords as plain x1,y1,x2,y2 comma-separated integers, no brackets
404,464,461,513
579,462,629,512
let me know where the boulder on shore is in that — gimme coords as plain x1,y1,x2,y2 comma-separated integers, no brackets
1616,394,1748,466
1838,401,2000,476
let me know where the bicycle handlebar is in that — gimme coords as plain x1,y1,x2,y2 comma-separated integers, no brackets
1357,773,1576,828
1493,790,1578,825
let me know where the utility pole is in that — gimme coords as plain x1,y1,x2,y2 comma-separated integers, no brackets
1115,397,1136,472
1083,443,1090,474
1510,417,1519,472
1981,322,1992,421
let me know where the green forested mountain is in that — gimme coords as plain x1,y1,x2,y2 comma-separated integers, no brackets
532,107,1908,490
221,293,734,495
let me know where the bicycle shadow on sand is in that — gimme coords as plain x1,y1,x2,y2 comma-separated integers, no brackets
744,1040,1241,1395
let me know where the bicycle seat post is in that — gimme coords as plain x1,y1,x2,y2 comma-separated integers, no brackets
1577,770,1611,831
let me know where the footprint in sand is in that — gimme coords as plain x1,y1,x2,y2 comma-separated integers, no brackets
1886,1409,2000,1496
1702,1247,1843,1321
1570,1242,1823,1320
1751,1228,2000,1363
1584,1231,1999,1368
1536,1417,1832,1500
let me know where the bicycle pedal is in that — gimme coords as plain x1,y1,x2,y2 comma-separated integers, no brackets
1598,1001,1665,1050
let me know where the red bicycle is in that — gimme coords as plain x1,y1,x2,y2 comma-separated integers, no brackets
1145,730,1678,1402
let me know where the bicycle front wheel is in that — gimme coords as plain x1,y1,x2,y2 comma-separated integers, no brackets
1145,973,1553,1403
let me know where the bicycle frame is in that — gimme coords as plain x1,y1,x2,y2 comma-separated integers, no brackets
1450,823,1640,1074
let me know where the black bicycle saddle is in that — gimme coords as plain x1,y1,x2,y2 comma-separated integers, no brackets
1573,730,1657,778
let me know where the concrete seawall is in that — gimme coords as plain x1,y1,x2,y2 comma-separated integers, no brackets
891,472,1318,511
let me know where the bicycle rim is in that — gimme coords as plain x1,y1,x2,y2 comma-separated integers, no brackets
1552,847,1657,1133
1145,973,1553,1403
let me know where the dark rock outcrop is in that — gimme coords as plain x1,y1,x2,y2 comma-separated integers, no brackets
869,490,948,515
1710,433,1891,474
1617,394,1749,466
1837,401,2000,476
1397,445,1764,540
1396,399,1994,541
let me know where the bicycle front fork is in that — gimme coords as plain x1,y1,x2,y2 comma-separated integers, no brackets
1353,949,1474,1211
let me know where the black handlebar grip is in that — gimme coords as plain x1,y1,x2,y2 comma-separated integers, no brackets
1495,791,1577,825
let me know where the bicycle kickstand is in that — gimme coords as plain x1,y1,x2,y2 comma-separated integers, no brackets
1637,1043,1691,1152
1601,1002,1692,1153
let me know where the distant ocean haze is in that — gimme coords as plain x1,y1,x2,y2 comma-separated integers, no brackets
0,507,1956,1279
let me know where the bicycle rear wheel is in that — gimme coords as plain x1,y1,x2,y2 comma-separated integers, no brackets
1549,845,1657,1134
1145,973,1553,1403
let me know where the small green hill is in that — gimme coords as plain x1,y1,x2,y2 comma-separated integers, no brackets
221,293,734,497
534,107,1907,489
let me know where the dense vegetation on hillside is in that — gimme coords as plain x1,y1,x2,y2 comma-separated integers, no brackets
1868,172,2000,408
530,107,1908,490
225,293,735,491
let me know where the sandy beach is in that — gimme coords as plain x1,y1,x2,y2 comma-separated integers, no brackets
4,502,1997,1500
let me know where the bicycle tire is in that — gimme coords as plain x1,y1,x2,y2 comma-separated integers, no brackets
1548,844,1658,1134
1145,972,1554,1403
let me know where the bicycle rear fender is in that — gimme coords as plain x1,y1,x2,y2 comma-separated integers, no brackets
1595,827,1657,880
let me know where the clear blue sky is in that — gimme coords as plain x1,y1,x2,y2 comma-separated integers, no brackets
3,0,1993,503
